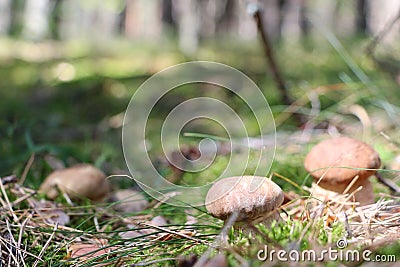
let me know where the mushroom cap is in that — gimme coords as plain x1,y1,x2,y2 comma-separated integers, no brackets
39,164,110,201
205,176,284,222
304,136,381,184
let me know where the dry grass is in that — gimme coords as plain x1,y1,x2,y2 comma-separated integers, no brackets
0,171,399,266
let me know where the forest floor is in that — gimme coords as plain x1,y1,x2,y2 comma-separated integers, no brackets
1,36,400,266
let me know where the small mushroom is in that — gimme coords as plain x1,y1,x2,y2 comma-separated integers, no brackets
304,136,381,206
39,164,111,202
205,176,284,233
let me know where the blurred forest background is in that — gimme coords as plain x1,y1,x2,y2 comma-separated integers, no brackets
1,0,400,187
2,0,400,46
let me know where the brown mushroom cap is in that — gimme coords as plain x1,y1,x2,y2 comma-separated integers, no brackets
39,164,110,201
304,137,381,185
205,176,284,222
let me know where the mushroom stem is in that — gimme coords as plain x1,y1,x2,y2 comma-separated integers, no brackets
233,210,282,236
353,179,374,206
252,210,282,225
311,178,374,206
234,213,282,235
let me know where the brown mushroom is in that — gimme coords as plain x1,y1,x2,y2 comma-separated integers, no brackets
39,164,111,202
304,136,380,206
205,176,284,232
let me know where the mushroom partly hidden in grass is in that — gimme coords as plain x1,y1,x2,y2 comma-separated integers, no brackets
39,164,111,203
304,136,381,206
205,176,284,233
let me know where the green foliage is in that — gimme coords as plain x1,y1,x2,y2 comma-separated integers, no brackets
253,220,345,250
373,241,400,261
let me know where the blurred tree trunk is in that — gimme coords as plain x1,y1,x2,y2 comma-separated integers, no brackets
277,0,287,40
299,0,310,37
161,0,177,37
124,0,162,39
198,0,216,37
216,0,236,34
356,0,369,34
23,0,50,40
199,1,232,37
0,0,11,34
117,4,126,34
162,0,175,27
173,0,199,55
49,0,63,39
8,0,25,37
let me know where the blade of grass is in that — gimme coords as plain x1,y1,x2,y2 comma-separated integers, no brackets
310,14,399,122
273,172,309,193
183,132,230,143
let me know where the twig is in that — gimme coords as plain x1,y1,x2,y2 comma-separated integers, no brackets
365,7,400,55
0,177,19,222
1,175,18,185
343,212,352,238
0,233,20,266
17,214,32,267
248,3,306,125
251,5,291,105
380,131,400,148
10,190,36,207
6,218,25,265
94,214,100,232
138,221,205,245
342,175,360,195
20,154,35,185
375,172,400,194
298,202,324,244
0,234,45,261
336,185,363,212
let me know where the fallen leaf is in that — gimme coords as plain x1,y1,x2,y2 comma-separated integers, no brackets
32,199,70,226
66,240,119,266
150,215,167,226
